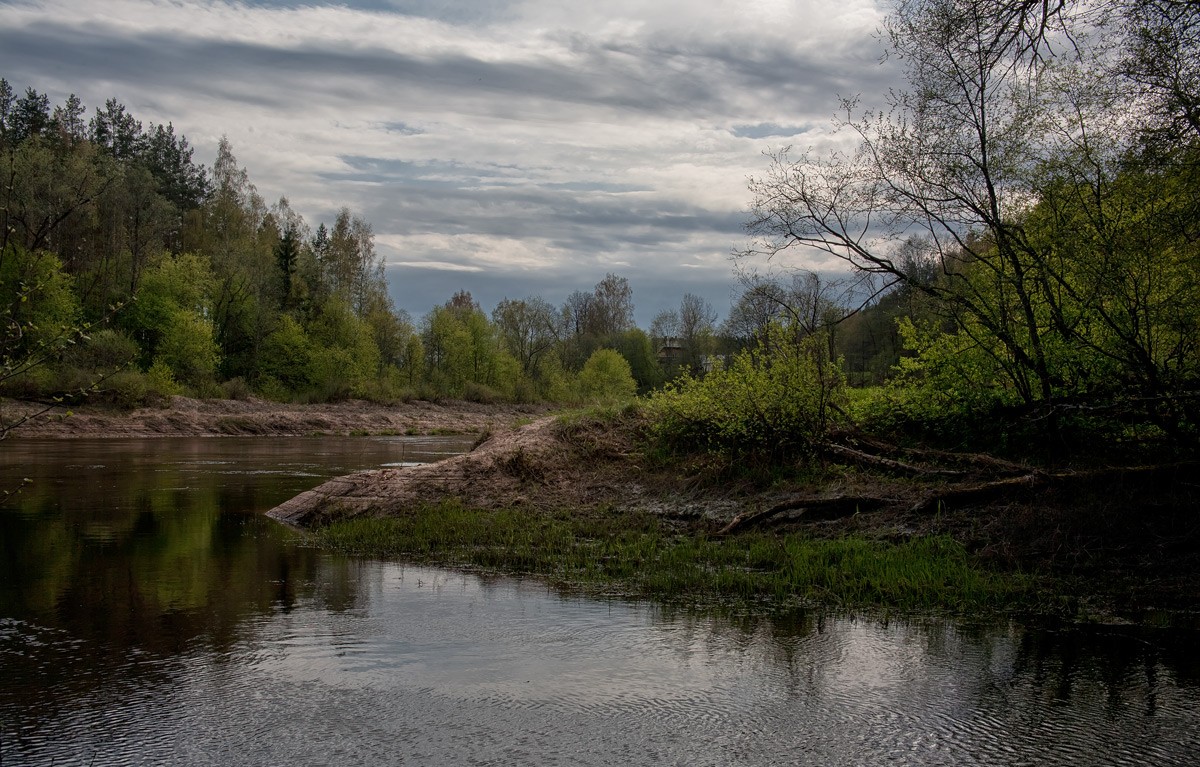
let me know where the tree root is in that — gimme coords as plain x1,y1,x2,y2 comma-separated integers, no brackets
716,436,1200,535
716,494,897,536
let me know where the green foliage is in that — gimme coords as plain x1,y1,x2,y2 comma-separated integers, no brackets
612,328,665,392
577,348,638,404
66,328,138,372
257,315,313,392
1,246,80,353
144,359,183,397
124,252,215,365
154,309,220,387
646,325,843,459
0,245,86,406
307,299,382,399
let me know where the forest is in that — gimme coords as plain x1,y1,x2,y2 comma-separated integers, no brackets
0,76,917,416
3,0,1199,468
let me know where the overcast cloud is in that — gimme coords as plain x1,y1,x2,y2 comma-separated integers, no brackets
0,0,894,324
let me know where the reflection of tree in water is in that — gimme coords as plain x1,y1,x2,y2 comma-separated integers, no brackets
1009,623,1200,716
0,439,386,739
639,606,1200,753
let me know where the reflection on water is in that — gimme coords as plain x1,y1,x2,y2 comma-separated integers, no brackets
2,438,1199,766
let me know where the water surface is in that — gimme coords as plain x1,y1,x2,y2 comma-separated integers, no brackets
2,437,1198,765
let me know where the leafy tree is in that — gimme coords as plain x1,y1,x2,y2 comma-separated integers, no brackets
577,348,637,403
307,299,381,398
123,252,216,370
1,245,82,390
320,207,386,316
742,0,1200,437
492,296,560,376
257,314,314,392
155,309,220,388
612,328,664,393
589,273,635,337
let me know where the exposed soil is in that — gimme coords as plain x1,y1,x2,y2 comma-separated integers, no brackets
2,396,551,438
268,411,1200,618
8,394,1192,617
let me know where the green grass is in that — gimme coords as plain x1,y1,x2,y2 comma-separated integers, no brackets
306,500,1030,614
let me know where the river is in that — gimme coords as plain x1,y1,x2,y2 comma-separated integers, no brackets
2,437,1198,765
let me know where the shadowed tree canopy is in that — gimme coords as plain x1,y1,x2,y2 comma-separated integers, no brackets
743,0,1200,431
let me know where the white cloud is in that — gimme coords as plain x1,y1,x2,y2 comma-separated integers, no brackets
0,0,893,319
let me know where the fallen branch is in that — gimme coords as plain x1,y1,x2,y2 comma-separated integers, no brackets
838,435,1033,475
909,474,1042,514
717,494,895,536
908,461,1200,514
821,442,966,477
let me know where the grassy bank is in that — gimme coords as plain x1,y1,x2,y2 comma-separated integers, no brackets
305,500,1034,615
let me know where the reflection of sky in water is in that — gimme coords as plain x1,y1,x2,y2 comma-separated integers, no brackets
3,438,1200,765
158,562,1196,766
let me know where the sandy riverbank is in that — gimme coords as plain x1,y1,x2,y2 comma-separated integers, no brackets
2,396,549,438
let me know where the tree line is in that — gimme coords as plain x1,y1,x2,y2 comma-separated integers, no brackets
9,0,1195,462
1,82,794,410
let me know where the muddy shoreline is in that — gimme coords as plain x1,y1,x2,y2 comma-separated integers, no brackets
2,396,549,439
7,397,1193,619
267,412,1200,620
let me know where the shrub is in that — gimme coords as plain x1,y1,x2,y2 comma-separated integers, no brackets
220,376,254,401
645,326,842,460
96,370,150,409
65,329,139,372
577,348,638,404
463,381,502,404
155,309,220,387
144,359,182,398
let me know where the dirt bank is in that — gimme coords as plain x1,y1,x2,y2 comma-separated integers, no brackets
2,396,550,438
268,411,1200,616
268,415,715,527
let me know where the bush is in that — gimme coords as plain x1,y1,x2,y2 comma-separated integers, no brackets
846,319,1023,446
221,376,254,401
257,315,313,391
95,370,150,409
144,360,182,398
463,381,502,404
155,309,220,387
66,328,139,372
645,327,842,460
577,348,638,404
255,375,293,403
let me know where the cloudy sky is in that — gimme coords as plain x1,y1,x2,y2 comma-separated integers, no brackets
0,0,895,325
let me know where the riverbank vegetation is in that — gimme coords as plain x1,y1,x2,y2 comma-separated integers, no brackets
311,501,1030,615
284,0,1200,620
6,2,1200,616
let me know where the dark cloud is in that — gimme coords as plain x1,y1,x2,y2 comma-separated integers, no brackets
0,14,884,122
0,1,887,324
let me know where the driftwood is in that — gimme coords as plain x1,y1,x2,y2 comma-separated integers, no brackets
828,434,1034,476
716,494,895,536
716,436,1200,535
821,442,967,477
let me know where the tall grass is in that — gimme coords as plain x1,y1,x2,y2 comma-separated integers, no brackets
308,501,1029,614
